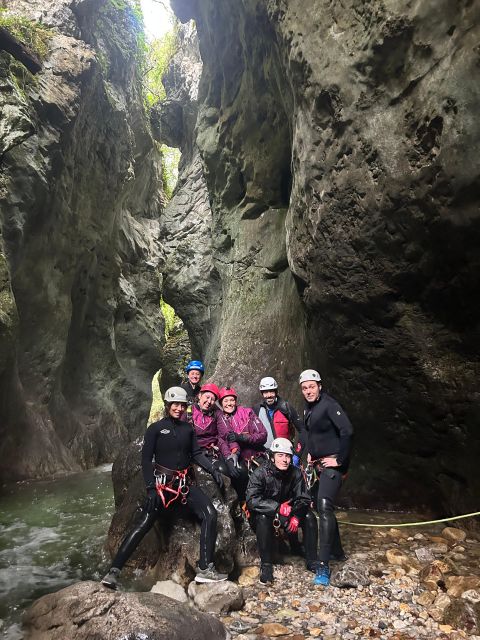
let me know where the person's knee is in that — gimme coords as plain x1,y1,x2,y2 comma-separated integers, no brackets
317,497,334,515
204,502,217,526
304,510,317,526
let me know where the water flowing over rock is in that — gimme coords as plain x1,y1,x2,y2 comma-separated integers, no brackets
23,580,228,640
0,0,166,480
163,0,480,515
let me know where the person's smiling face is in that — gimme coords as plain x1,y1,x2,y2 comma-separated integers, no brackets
301,381,321,403
221,396,236,414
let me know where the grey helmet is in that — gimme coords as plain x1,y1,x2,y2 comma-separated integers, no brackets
259,376,278,391
164,386,188,403
299,369,322,384
270,437,294,456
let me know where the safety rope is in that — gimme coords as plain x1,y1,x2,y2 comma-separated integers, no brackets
339,511,480,528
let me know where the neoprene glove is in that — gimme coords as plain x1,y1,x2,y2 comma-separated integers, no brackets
226,432,238,442
236,432,250,443
279,501,292,517
227,453,241,478
286,516,300,533
145,487,160,513
212,469,224,490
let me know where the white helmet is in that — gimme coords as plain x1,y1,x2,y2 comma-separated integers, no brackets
259,376,278,391
270,438,294,456
164,386,188,403
299,369,322,385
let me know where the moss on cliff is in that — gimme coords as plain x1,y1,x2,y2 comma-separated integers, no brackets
0,10,52,60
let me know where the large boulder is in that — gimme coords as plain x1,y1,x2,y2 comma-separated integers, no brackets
106,440,257,584
23,581,227,640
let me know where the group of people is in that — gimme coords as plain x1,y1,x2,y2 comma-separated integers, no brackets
101,360,353,589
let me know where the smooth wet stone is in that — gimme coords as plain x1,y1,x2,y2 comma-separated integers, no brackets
188,580,244,614
446,576,480,598
151,580,188,603
442,528,467,544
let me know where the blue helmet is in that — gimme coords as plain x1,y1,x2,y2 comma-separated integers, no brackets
185,359,205,373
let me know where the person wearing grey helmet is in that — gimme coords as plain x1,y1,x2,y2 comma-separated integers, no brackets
246,437,320,585
299,369,353,587
253,376,307,464
101,386,227,590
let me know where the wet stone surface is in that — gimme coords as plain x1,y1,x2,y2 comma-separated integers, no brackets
217,515,480,639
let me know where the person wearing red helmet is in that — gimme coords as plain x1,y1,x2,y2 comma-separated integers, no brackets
217,387,267,500
188,382,229,476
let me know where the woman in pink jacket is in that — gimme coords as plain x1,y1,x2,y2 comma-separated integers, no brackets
217,387,267,500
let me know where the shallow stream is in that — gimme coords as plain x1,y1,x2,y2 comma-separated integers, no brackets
0,465,115,639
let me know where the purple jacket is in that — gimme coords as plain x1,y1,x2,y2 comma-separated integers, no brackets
190,404,222,450
217,406,267,461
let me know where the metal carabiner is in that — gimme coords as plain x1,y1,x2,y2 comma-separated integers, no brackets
273,515,281,537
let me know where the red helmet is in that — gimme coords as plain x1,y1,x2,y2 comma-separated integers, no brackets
200,383,220,399
219,387,237,402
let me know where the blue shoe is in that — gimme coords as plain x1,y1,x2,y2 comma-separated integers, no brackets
313,563,330,586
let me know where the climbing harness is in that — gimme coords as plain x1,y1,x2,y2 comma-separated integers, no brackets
302,459,348,490
154,464,193,508
205,443,220,460
273,514,282,537
339,511,480,528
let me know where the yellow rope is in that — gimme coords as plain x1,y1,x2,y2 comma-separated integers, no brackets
339,511,480,528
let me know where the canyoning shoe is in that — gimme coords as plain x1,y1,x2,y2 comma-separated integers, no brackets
195,563,228,583
313,563,330,587
259,563,274,585
101,567,120,590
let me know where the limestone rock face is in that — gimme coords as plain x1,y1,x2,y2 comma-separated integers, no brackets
165,0,480,514
0,0,166,479
23,580,227,640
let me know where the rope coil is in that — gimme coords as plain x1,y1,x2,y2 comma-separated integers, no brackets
339,511,480,528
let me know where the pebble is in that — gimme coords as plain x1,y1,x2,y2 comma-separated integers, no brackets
211,519,480,639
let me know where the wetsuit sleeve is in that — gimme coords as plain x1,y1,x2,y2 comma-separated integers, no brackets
246,409,267,447
246,468,279,515
288,403,308,454
290,469,311,517
191,428,215,473
327,399,353,465
141,423,159,488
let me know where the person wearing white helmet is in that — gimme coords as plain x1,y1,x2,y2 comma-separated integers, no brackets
299,369,353,587
253,376,306,463
245,437,321,585
101,386,227,589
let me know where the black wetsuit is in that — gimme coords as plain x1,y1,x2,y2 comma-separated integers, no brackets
111,417,219,571
180,381,201,403
246,459,319,567
304,392,353,563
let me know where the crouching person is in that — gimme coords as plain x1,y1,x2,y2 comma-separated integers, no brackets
101,387,227,590
245,438,320,584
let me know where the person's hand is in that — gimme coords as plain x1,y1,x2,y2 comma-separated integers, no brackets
145,487,160,512
286,516,299,533
307,453,312,463
279,501,292,517
235,432,250,443
226,432,238,443
320,456,339,468
292,455,300,467
212,469,224,489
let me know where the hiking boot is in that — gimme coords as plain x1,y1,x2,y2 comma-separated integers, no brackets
307,560,322,573
313,562,330,587
101,567,120,590
195,563,228,583
259,563,274,584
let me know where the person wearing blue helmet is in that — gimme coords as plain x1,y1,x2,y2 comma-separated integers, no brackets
181,359,205,402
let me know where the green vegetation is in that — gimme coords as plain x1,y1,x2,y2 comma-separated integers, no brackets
160,297,177,339
161,144,181,199
144,27,178,107
0,9,52,59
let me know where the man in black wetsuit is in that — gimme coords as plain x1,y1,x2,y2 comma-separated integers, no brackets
246,438,321,585
101,386,227,589
299,369,353,587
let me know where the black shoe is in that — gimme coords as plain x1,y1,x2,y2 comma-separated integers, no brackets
259,563,274,584
101,567,120,590
330,552,348,562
